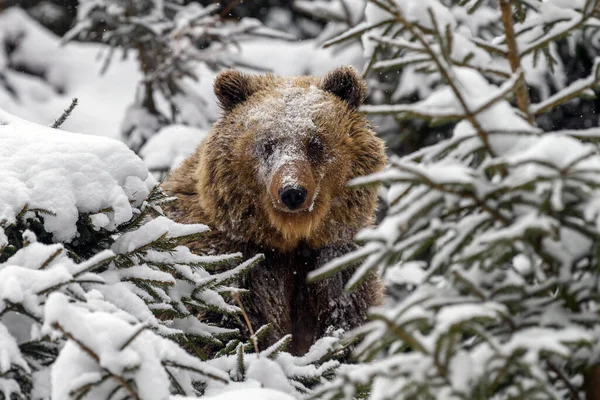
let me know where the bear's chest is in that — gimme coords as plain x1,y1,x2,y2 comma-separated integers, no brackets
238,243,355,354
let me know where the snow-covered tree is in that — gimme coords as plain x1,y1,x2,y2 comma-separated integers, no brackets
307,0,600,156
64,0,290,152
0,108,345,399
294,0,367,44
309,0,600,398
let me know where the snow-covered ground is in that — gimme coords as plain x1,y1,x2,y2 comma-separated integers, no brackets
0,8,141,138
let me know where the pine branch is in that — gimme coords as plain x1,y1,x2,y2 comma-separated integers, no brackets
51,98,79,129
531,58,600,116
519,0,600,57
52,322,141,400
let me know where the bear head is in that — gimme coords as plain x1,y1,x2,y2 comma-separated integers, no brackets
196,66,387,252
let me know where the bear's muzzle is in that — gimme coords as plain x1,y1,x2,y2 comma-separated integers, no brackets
269,159,315,213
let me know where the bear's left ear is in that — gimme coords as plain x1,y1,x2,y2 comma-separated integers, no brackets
321,66,367,111
214,70,256,112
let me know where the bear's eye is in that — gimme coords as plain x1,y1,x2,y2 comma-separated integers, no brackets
307,136,324,163
262,140,275,159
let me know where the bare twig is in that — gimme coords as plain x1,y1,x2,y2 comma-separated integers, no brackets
499,0,534,124
232,291,259,354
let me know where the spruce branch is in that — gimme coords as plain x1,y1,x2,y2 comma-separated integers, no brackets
519,0,600,57
39,248,63,270
469,37,509,57
391,6,500,158
118,323,148,351
161,361,229,383
387,160,510,224
51,98,79,129
547,360,579,400
52,322,141,400
361,69,525,124
531,58,600,116
69,373,111,399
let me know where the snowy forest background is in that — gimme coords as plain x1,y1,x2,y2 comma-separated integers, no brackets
2,0,600,399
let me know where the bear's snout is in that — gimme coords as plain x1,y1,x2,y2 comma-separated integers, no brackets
269,160,315,213
279,186,307,210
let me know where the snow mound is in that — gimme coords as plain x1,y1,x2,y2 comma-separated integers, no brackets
140,125,208,172
0,108,155,243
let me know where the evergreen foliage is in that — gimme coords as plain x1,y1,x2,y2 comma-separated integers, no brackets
301,0,600,156
64,0,291,152
0,179,255,398
294,0,366,44
309,0,600,399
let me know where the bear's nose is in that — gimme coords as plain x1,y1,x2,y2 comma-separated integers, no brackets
279,186,308,210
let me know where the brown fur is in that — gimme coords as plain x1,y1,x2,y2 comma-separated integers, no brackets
162,67,387,354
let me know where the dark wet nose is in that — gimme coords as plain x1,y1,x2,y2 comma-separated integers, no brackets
279,186,308,210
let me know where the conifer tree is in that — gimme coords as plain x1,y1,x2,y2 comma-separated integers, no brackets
65,0,290,152
310,0,600,398
299,0,600,156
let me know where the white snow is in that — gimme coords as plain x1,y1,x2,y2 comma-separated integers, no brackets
0,108,155,243
111,216,209,254
246,358,295,393
0,323,29,374
184,388,294,400
3,1,599,398
140,125,209,172
44,292,230,400
0,8,141,138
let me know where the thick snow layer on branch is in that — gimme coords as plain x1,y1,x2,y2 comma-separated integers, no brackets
0,108,155,243
44,292,230,400
111,216,209,254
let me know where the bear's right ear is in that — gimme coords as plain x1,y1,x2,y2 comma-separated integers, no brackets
214,70,255,112
321,66,367,111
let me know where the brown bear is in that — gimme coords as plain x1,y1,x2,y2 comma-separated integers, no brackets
162,66,387,355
